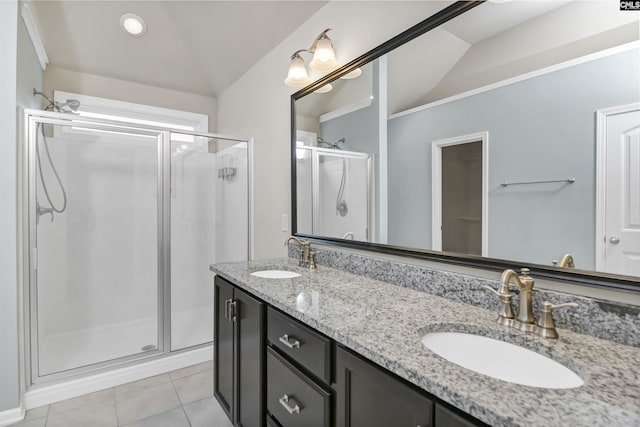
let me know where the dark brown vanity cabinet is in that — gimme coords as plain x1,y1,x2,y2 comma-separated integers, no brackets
213,276,485,427
435,404,485,427
335,346,434,427
214,276,265,427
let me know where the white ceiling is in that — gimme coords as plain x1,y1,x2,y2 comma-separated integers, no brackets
29,1,327,97
440,0,572,44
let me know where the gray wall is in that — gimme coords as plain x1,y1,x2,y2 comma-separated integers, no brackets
388,49,640,269
1,0,20,412
319,62,380,157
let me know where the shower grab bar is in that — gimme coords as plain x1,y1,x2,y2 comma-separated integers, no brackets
500,178,575,187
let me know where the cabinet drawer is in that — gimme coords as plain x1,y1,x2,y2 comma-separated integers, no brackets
267,347,330,427
267,307,331,382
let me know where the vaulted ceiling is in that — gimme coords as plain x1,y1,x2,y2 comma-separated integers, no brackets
29,1,327,97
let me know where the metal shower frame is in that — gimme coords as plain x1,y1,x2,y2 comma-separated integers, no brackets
20,108,253,386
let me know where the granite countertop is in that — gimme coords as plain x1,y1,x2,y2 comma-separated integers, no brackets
210,258,640,427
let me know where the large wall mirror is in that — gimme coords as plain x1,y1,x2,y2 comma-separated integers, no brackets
291,0,640,292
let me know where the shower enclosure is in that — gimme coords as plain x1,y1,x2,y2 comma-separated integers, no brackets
296,145,372,241
22,109,250,384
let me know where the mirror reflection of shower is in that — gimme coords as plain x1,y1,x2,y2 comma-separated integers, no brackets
295,130,371,241
33,89,81,222
318,136,348,217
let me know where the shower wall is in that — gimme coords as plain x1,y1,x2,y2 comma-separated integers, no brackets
316,156,369,240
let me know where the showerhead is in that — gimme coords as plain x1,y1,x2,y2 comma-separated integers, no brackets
55,99,81,113
33,89,80,113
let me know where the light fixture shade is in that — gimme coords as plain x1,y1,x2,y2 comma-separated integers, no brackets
310,37,337,71
284,55,311,87
314,84,333,94
340,68,362,80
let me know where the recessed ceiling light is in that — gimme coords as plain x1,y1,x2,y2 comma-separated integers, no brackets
120,13,147,37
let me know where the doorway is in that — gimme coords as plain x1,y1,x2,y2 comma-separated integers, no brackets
596,103,640,276
432,132,488,256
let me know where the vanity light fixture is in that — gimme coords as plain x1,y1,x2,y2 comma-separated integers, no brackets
284,28,339,88
120,13,147,37
340,68,362,80
308,29,338,71
284,50,312,87
314,84,333,94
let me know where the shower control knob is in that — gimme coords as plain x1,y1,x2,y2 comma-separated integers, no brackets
609,236,620,244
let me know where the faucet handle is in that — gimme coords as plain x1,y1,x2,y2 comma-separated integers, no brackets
482,285,502,297
535,301,578,339
309,251,317,270
482,285,515,327
519,267,531,276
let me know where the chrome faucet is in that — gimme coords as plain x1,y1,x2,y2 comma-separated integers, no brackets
284,236,316,269
484,268,578,339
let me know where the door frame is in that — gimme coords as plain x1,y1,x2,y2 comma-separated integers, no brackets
595,103,640,271
431,131,489,256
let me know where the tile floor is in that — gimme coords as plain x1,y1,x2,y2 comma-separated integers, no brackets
11,361,233,427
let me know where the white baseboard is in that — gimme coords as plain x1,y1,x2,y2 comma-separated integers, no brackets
24,345,213,410
0,405,25,427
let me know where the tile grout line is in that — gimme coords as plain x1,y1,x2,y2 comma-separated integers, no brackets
168,374,192,427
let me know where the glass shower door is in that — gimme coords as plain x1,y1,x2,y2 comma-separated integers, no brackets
169,133,248,351
32,120,163,377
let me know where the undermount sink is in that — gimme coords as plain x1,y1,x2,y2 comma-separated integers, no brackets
250,270,301,279
421,332,583,389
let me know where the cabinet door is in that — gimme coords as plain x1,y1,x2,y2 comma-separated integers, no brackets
435,404,486,427
214,276,235,421
236,287,265,427
335,346,433,427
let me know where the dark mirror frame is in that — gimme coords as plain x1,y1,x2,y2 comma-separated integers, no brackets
290,0,640,293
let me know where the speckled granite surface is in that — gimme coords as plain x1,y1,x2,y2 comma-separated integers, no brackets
211,258,640,427
291,245,640,348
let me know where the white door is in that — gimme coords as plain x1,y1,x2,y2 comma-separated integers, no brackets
602,106,640,276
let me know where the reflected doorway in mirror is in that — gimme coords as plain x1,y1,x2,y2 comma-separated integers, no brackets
596,103,640,276
432,132,489,257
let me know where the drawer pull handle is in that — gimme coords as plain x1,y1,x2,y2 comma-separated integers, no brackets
279,394,301,415
279,334,301,349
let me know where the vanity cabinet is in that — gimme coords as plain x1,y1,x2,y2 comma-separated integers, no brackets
214,276,265,427
334,346,487,427
335,346,434,427
435,404,483,427
213,275,486,427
